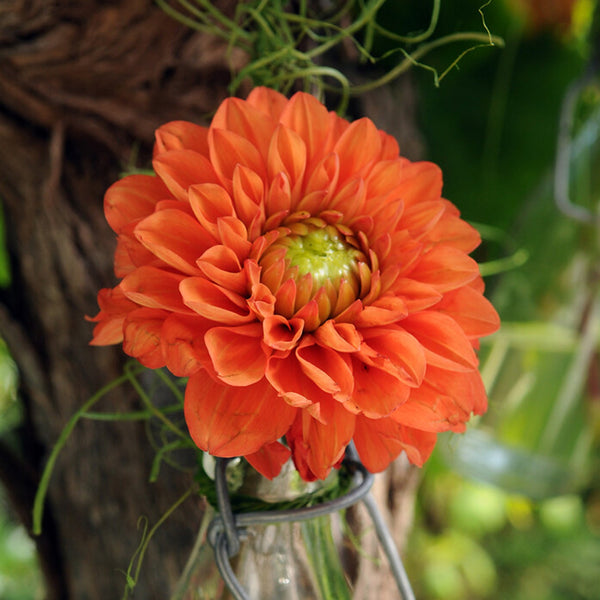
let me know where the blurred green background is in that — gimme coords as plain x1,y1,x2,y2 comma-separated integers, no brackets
1,0,599,598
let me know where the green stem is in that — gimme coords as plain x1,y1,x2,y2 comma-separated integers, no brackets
32,365,144,535
124,364,188,441
350,31,504,94
122,487,195,599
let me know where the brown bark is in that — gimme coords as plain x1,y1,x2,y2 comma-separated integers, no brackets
0,2,423,598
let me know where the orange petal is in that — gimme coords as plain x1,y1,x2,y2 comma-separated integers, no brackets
154,121,209,157
303,152,339,200
122,308,168,369
421,365,488,417
364,159,402,198
286,398,355,480
434,285,500,339
209,129,265,188
262,315,304,351
389,278,442,313
400,200,444,238
361,327,426,387
247,282,276,320
296,340,354,401
274,278,297,319
265,172,292,220
355,295,408,327
114,233,161,277
246,86,288,120
280,91,332,171
353,415,437,471
267,125,306,197
204,323,268,386
314,320,361,352
351,354,411,417
328,178,366,220
211,96,275,159
216,217,252,261
232,165,265,236
120,266,189,312
333,118,382,184
104,175,169,234
196,245,247,295
410,246,480,293
428,211,481,253
396,160,442,207
161,314,211,377
245,441,291,480
352,415,405,473
266,348,331,409
184,374,296,457
401,311,479,372
391,379,470,433
180,277,253,324
188,183,235,240
134,209,214,275
153,150,219,201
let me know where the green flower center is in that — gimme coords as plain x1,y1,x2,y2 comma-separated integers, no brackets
284,227,361,290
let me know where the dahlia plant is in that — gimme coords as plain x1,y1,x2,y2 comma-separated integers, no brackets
89,87,499,481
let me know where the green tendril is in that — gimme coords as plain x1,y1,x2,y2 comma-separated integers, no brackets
155,0,504,106
121,487,195,599
32,364,146,535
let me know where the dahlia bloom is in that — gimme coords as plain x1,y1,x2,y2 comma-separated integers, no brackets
89,87,499,481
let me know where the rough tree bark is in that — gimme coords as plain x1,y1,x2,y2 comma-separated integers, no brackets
0,2,423,598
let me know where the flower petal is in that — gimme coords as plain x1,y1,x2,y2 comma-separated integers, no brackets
246,86,288,120
196,245,247,295
120,266,190,312
267,125,306,198
204,323,268,386
104,175,169,234
353,415,436,471
211,96,275,159
134,209,213,275
287,398,356,480
296,339,354,401
262,315,304,351
153,150,219,201
245,441,291,480
334,118,382,184
410,245,480,293
161,314,210,377
351,354,411,417
401,311,479,372
280,91,332,171
154,121,209,157
314,320,361,352
361,327,426,387
188,183,235,240
184,374,296,457
180,277,252,324
397,160,442,207
434,284,500,339
209,128,266,188
122,308,168,369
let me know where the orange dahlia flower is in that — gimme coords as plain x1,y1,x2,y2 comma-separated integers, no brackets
89,87,499,481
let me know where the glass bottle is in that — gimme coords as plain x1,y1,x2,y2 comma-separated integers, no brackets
172,457,354,600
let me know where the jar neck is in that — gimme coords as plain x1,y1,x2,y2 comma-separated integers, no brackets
243,459,337,502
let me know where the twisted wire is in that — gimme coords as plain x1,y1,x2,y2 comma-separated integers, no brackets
207,446,416,600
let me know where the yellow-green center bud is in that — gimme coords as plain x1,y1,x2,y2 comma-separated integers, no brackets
284,226,361,291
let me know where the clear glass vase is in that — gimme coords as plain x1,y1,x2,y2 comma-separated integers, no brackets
172,458,354,600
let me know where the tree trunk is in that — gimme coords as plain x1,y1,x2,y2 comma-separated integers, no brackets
0,2,422,598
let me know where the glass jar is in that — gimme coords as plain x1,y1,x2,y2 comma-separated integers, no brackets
172,458,354,600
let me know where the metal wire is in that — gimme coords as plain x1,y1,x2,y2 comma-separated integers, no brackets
207,446,416,599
